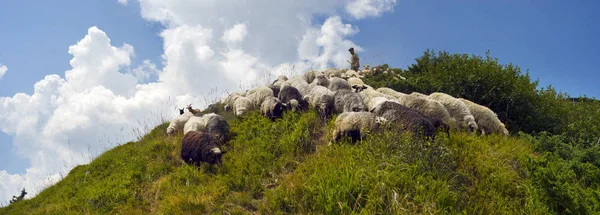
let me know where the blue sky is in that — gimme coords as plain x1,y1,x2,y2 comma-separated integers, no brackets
0,1,164,174
0,0,598,189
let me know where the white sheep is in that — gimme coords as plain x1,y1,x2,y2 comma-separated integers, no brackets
183,113,230,144
330,111,386,144
303,70,323,84
376,87,407,99
166,112,194,136
345,70,362,79
427,92,478,133
283,76,312,97
260,96,286,120
183,115,210,135
324,69,345,79
366,96,391,112
358,86,396,106
328,77,352,92
246,86,275,108
304,85,335,118
310,73,330,87
458,98,509,136
395,94,456,127
233,96,254,116
409,92,428,98
347,77,365,90
223,92,246,111
268,75,289,97
333,89,367,113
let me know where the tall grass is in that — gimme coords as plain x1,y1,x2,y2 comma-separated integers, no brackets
1,109,551,214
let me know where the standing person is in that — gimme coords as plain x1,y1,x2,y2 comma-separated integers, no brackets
348,47,360,71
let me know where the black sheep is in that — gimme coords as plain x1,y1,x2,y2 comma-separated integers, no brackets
181,131,227,172
333,89,367,114
269,85,280,98
371,101,438,141
205,114,231,145
278,85,308,111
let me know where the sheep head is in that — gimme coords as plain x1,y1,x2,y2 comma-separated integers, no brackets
209,147,227,166
500,123,509,136
352,85,368,93
179,108,185,115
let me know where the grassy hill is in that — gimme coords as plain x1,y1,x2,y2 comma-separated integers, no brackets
0,109,550,214
2,50,599,214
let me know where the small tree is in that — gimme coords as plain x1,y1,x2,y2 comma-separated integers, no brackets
9,188,27,204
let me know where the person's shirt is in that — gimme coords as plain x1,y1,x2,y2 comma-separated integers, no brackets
350,53,360,66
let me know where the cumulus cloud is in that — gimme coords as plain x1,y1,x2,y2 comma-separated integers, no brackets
221,23,248,48
346,0,397,20
0,27,184,203
0,64,7,80
0,0,398,203
130,60,160,83
117,0,128,6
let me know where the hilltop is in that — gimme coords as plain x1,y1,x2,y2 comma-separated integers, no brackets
2,50,599,214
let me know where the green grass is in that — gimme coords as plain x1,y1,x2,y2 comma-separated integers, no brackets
1,108,554,214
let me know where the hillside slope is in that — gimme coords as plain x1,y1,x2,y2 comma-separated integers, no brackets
1,108,551,214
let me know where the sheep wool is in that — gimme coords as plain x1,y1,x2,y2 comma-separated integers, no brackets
183,116,209,135
347,77,365,89
333,89,367,113
278,85,308,111
376,87,407,100
246,86,275,108
303,70,323,84
328,77,352,92
261,97,286,121
284,76,311,97
371,101,440,141
181,131,226,169
395,94,455,127
458,98,509,136
428,92,478,132
305,85,335,118
331,112,385,144
310,73,330,88
345,70,363,79
410,92,428,98
203,113,230,145
233,96,254,116
166,112,194,136
324,69,345,79
366,96,391,112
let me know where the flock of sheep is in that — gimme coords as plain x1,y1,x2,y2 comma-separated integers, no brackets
166,66,509,169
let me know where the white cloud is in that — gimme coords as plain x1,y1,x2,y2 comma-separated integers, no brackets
131,60,160,83
117,0,128,6
0,64,7,80
346,0,397,20
0,0,398,203
221,23,248,48
65,26,138,97
0,27,187,203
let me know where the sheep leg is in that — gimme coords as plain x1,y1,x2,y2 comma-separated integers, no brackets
332,129,341,144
